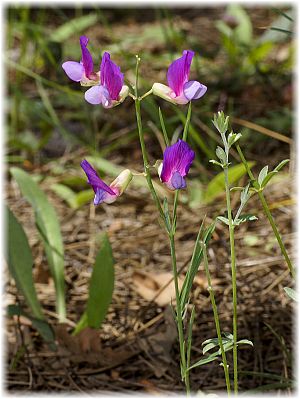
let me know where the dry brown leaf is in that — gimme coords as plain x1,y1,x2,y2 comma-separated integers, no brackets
132,270,184,307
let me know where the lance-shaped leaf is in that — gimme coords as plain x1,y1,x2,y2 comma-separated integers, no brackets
180,221,216,310
6,207,44,319
7,304,55,350
86,233,115,329
10,167,66,322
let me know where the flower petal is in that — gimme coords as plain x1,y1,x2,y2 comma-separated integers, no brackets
62,61,84,82
183,80,207,101
81,159,116,196
171,171,186,189
100,52,123,100
167,50,194,96
80,36,93,79
84,85,110,107
152,83,178,104
160,140,195,185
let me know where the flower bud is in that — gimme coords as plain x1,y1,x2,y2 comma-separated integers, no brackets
110,169,133,195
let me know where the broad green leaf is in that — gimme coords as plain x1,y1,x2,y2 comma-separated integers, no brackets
6,207,44,320
86,234,114,329
284,287,297,302
203,162,255,204
7,304,56,350
10,167,66,322
50,14,98,42
258,166,269,186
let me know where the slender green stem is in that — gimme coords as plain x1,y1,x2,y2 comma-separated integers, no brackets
169,232,190,395
236,144,295,279
134,57,164,220
224,165,238,394
139,88,153,100
202,243,231,396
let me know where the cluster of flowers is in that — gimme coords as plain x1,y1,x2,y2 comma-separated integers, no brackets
62,36,207,206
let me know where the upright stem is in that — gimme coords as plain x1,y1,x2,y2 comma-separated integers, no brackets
236,144,295,279
169,232,190,395
202,243,231,396
224,165,238,394
134,57,164,220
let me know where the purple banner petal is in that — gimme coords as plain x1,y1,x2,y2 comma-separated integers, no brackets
100,52,123,100
161,140,195,186
167,50,194,96
81,159,116,196
80,36,93,79
62,61,84,82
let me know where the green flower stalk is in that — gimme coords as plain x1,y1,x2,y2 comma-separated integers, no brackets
235,144,295,279
212,112,239,394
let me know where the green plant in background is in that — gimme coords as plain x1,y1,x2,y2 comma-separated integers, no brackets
5,7,294,395
7,169,115,347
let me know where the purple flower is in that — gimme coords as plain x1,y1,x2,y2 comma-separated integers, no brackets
152,50,207,105
159,140,195,190
62,36,99,85
81,159,132,205
84,52,129,108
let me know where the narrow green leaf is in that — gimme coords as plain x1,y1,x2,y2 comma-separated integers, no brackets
6,301,55,350
86,234,114,329
158,107,170,146
261,171,278,188
6,207,44,320
189,351,220,370
182,101,192,141
10,168,66,322
258,166,269,186
186,305,195,370
284,287,297,302
274,159,289,172
72,311,89,336
217,216,229,226
50,13,98,42
234,214,258,226
203,162,255,204
180,221,215,310
203,342,219,354
216,146,227,164
50,183,78,209
237,339,254,347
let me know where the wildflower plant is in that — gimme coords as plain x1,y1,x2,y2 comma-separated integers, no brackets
61,41,294,395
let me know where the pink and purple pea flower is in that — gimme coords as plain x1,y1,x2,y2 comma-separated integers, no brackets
84,52,129,108
62,36,99,85
159,140,195,190
62,36,129,108
81,160,132,205
152,50,207,105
